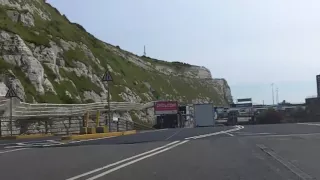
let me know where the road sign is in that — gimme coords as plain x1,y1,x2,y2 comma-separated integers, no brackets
102,71,113,132
5,86,17,98
230,103,253,108
237,98,252,102
154,101,178,115
102,71,113,82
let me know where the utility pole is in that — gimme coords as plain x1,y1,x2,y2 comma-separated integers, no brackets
143,45,146,56
271,83,274,105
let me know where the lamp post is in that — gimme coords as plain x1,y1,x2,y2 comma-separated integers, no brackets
271,83,275,105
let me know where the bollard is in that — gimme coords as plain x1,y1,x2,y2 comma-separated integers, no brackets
80,111,90,134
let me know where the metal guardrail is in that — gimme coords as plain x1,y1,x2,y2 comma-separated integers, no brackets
0,99,156,136
10,101,155,118
111,118,154,132
0,115,154,137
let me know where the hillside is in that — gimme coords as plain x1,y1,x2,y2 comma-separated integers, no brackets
0,0,232,108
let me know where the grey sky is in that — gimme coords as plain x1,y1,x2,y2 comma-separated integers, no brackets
48,0,320,104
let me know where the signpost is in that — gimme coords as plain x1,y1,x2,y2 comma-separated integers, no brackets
5,85,17,136
102,71,113,132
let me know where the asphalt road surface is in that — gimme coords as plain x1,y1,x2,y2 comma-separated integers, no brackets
1,123,320,180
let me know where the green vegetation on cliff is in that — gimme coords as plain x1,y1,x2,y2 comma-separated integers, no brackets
0,0,229,105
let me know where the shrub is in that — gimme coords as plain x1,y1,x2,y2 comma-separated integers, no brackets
85,99,95,103
256,108,283,124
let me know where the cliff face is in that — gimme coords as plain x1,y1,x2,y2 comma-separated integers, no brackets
0,0,233,108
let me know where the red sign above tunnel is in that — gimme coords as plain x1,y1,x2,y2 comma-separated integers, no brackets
154,101,178,115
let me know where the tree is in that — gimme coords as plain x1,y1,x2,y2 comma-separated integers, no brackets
291,107,307,122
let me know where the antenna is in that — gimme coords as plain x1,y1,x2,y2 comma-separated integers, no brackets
143,45,146,56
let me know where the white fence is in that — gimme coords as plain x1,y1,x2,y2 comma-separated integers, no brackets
5,100,155,118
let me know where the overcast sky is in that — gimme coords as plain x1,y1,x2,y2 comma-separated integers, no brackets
47,0,320,104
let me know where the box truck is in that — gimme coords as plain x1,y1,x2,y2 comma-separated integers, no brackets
194,103,215,127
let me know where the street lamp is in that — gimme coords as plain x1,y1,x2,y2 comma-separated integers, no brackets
276,87,279,104
271,83,274,105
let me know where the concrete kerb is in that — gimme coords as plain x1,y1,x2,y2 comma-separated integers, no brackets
61,130,137,141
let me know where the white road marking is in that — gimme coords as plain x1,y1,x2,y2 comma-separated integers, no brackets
5,136,117,149
47,140,63,144
258,133,320,138
0,139,61,146
240,133,320,138
4,145,26,149
165,129,184,140
85,140,189,180
224,132,234,137
185,125,244,140
67,136,116,144
234,132,271,134
16,143,27,146
0,148,28,154
235,133,274,136
66,140,181,180
139,129,169,133
297,123,320,126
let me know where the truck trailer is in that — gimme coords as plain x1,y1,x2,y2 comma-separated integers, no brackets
194,103,215,127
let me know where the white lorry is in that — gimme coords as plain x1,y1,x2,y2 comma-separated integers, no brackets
194,103,215,127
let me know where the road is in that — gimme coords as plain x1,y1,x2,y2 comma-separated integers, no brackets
1,123,320,180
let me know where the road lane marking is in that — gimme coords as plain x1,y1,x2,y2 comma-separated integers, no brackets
255,133,320,138
4,136,123,149
0,140,47,146
234,132,272,135
165,128,184,140
4,139,66,149
0,148,28,154
67,136,116,144
139,129,169,133
47,140,62,144
224,132,234,137
16,143,27,146
297,123,320,126
234,132,274,136
86,140,189,180
257,144,314,180
185,125,244,140
66,140,181,180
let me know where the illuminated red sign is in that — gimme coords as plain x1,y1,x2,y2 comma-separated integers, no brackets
154,101,178,115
